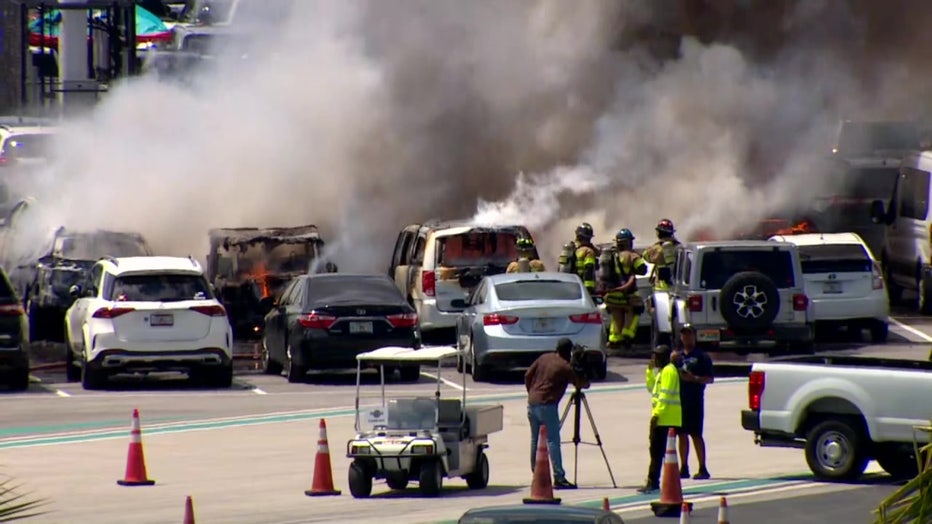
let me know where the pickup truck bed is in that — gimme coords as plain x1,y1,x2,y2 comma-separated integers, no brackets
741,355,932,481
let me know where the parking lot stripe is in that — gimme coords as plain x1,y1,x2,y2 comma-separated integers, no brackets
420,371,468,391
54,390,71,398
251,388,268,395
890,317,932,343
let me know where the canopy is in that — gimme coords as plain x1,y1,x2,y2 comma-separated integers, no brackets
356,346,461,365
28,5,172,48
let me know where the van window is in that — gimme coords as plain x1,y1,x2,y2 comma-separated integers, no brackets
699,250,795,289
436,231,525,268
797,244,872,274
899,168,931,220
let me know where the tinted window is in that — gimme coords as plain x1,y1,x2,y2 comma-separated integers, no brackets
495,280,582,301
900,168,931,220
699,250,796,289
437,231,532,268
798,244,872,274
110,274,212,302
306,277,405,307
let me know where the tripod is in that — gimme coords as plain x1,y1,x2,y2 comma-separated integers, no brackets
559,387,618,487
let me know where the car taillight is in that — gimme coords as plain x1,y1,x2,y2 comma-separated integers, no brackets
298,312,337,329
0,304,24,316
749,370,765,411
387,312,418,328
687,295,703,312
871,262,884,290
422,271,436,297
793,293,808,311
569,312,603,324
0,155,7,166
483,314,519,326
190,305,226,317
92,307,135,319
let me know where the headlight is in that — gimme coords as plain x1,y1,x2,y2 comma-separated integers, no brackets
411,444,434,455
350,444,371,455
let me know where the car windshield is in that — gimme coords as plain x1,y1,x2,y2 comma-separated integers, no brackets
110,274,212,302
699,250,796,289
306,276,405,307
60,235,150,260
379,397,437,431
437,231,526,268
797,244,872,274
494,280,582,301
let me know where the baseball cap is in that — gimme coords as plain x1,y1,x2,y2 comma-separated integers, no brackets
652,344,671,355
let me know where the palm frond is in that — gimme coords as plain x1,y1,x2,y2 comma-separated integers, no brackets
0,474,51,521
874,424,932,524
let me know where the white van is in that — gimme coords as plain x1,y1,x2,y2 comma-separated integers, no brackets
870,150,932,313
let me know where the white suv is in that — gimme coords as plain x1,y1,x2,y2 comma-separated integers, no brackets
64,256,234,390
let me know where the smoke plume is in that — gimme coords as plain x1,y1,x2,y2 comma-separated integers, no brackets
8,0,932,269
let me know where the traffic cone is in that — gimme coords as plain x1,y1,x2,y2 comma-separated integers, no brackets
602,497,610,511
679,501,691,523
117,408,155,486
718,496,730,524
182,496,195,524
305,419,341,496
650,428,691,517
522,425,561,505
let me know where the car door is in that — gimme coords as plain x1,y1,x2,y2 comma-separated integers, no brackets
457,279,485,348
68,263,103,354
283,278,308,353
265,278,298,358
390,229,415,295
890,166,931,286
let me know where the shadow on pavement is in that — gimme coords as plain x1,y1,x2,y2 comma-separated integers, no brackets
368,485,524,499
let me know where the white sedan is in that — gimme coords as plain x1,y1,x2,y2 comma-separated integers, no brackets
64,256,234,390
769,232,889,342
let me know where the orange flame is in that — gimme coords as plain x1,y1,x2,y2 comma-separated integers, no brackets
772,219,817,236
246,261,272,298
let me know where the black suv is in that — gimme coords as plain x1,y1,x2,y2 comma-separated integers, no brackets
0,266,29,391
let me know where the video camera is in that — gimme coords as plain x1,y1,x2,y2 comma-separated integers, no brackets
569,343,592,386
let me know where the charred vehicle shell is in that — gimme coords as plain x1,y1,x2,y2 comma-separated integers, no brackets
206,225,336,340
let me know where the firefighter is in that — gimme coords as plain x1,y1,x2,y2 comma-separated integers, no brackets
571,222,600,295
602,228,648,350
507,238,546,273
643,218,681,292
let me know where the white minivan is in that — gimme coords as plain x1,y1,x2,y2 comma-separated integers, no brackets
870,150,932,313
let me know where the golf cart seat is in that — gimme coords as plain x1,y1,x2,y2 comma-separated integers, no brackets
438,398,468,440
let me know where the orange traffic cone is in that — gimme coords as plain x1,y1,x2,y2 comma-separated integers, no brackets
182,495,195,524
603,497,610,511
679,501,691,523
650,428,691,517
522,425,561,505
117,408,155,486
718,496,730,523
305,419,341,496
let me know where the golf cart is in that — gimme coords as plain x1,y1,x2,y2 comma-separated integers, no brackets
346,346,504,498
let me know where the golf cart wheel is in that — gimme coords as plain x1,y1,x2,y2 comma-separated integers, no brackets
348,461,373,498
465,451,489,489
386,473,409,490
419,460,444,497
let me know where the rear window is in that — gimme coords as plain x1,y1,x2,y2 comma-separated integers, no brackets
2,133,54,159
109,274,212,302
798,244,872,274
494,280,582,301
699,250,796,289
306,276,405,307
437,231,528,268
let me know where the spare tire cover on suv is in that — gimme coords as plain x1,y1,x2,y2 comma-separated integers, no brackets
719,271,780,331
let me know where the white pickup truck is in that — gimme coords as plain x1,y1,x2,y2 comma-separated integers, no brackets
740,355,932,481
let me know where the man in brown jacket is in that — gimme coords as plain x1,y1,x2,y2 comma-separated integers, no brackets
525,338,589,489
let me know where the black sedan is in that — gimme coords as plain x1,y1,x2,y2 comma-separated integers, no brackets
0,266,29,391
261,273,421,383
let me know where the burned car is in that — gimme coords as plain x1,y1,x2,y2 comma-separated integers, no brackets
8,227,153,342
206,225,336,339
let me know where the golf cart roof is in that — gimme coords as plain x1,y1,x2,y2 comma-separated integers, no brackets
356,346,460,365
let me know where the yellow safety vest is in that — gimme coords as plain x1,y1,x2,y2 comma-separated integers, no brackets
646,240,678,291
646,365,660,393
506,259,546,273
651,363,682,427
604,251,647,306
575,243,598,291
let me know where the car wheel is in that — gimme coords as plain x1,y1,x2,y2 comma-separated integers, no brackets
418,460,443,497
919,273,932,315
348,461,373,498
285,345,306,383
591,359,608,381
719,272,781,331
875,445,921,480
804,419,869,481
470,339,487,383
869,322,889,344
205,363,234,388
883,260,902,304
650,320,671,350
80,354,106,391
260,337,283,375
465,451,490,489
8,367,29,392
26,298,42,342
64,336,80,382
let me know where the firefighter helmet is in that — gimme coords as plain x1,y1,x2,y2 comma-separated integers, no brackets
615,228,635,242
516,237,536,251
656,219,676,236
575,222,594,240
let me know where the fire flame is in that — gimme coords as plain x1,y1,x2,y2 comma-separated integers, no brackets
246,261,272,298
772,220,817,236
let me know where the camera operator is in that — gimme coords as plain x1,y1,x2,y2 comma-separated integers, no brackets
525,338,590,490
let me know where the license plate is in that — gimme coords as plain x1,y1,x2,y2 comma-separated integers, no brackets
697,329,720,342
149,313,173,327
823,282,843,294
350,321,373,334
531,318,556,333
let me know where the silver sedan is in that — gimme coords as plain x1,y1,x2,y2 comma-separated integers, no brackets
455,272,607,382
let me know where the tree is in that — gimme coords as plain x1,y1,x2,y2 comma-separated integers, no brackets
874,424,932,524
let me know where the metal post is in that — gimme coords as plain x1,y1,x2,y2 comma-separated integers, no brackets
19,2,28,107
354,360,361,431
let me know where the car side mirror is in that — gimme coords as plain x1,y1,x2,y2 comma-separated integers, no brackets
869,199,888,225
451,299,467,309
69,284,82,298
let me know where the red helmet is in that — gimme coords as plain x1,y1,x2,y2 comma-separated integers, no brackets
656,219,675,235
